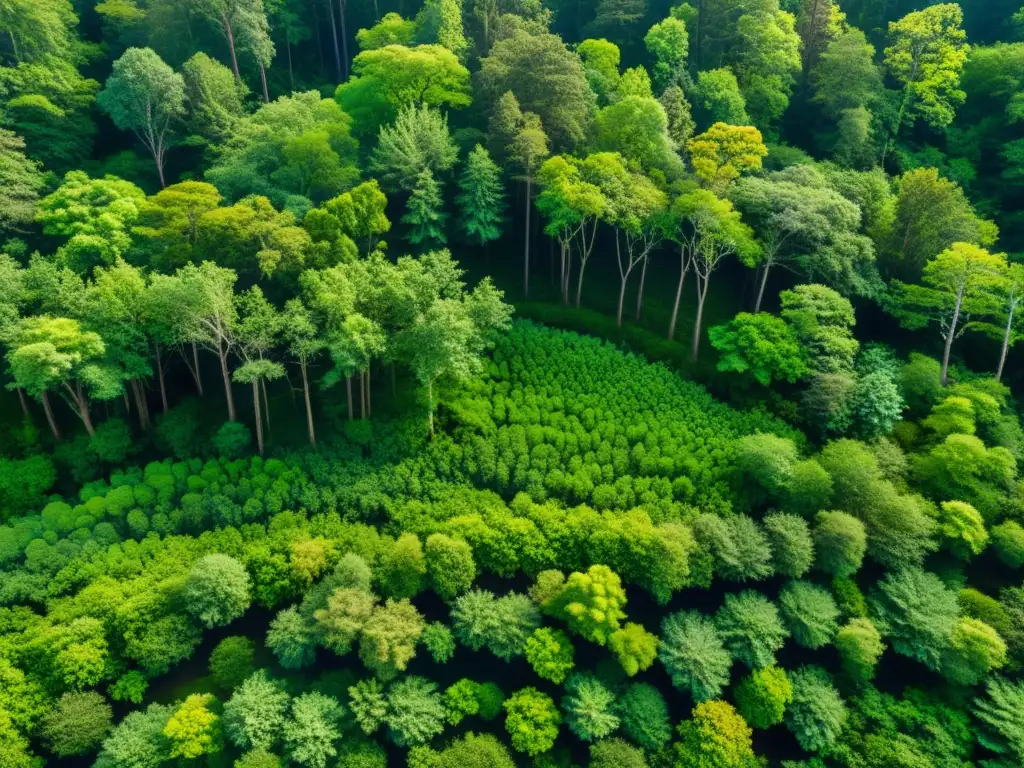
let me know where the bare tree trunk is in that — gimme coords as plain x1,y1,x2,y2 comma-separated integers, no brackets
346,374,353,420
636,256,650,320
223,14,242,82
336,0,349,79
326,0,343,81
940,284,964,386
668,247,689,340
286,38,294,90
259,62,270,103
301,360,316,447
576,257,589,307
427,378,434,438
72,382,96,436
220,348,237,421
366,365,372,417
754,262,771,313
524,177,532,298
155,154,166,189
252,380,264,456
131,379,150,430
692,277,710,362
359,371,366,419
261,378,272,441
16,387,29,418
997,300,1016,382
155,346,169,413
41,391,60,440
183,342,204,395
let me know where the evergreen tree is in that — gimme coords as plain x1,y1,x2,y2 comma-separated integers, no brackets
457,144,506,248
402,168,448,248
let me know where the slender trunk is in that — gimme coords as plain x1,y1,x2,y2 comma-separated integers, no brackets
940,284,964,386
366,365,372,417
220,348,237,421
668,246,688,340
372,0,379,21
41,391,60,441
16,387,29,418
301,361,316,447
286,38,294,90
754,262,771,313
636,256,650,321
155,345,169,413
312,1,325,75
155,154,166,189
523,176,532,298
72,382,96,436
692,277,709,362
359,370,366,419
252,380,264,456
131,379,149,430
259,62,270,103
616,276,629,328
427,378,434,438
337,0,349,79
346,374,353,420
326,0,343,81
997,300,1016,383
261,378,272,441
9,30,21,63
575,257,589,307
223,14,242,82
190,342,204,395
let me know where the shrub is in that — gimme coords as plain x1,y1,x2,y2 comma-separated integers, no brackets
211,421,252,458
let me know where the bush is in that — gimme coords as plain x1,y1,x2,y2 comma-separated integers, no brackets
89,418,136,464
212,421,252,458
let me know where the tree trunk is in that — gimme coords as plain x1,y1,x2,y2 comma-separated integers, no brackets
326,0,343,81
220,348,237,421
427,378,434,438
754,262,771,313
575,257,589,307
366,365,372,417
73,382,96,436
259,62,270,103
359,370,366,419
16,387,29,418
615,233,627,328
301,360,316,447
346,374,353,420
131,379,149,430
155,153,166,189
223,14,242,82
940,284,964,386
523,176,532,298
261,378,272,441
692,277,709,362
187,342,204,395
252,380,264,456
155,345,169,413
997,300,1016,383
668,247,688,340
636,256,650,321
286,38,294,90
41,391,60,441
337,0,349,79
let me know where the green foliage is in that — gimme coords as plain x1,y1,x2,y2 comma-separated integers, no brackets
41,691,113,757
785,666,847,752
385,676,445,747
283,692,342,768
223,671,290,752
764,513,814,578
716,590,789,669
870,567,958,673
184,553,252,628
734,666,793,729
421,622,456,663
543,564,626,645
210,636,256,690
561,673,619,742
164,693,222,760
402,169,448,247
992,520,1024,568
348,679,387,736
452,589,540,660
973,677,1024,764
659,610,732,700
835,618,884,684
456,145,506,247
779,580,840,649
591,737,649,768
503,687,560,756
96,703,174,768
525,627,575,684
609,622,659,676
674,699,759,768
710,312,808,386
616,683,671,750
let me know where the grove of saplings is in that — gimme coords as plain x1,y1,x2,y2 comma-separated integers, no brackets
3,1,1024,768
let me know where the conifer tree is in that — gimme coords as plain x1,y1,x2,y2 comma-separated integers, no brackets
402,169,448,248
457,145,506,249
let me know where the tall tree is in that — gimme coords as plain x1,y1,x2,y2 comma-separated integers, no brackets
457,145,506,250
402,168,448,248
888,243,1007,385
0,129,44,236
234,286,283,455
968,262,1024,382
688,122,767,193
97,48,186,188
281,298,323,447
644,16,688,92
883,3,970,160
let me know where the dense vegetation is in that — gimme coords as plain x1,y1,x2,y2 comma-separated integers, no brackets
3,1,1024,767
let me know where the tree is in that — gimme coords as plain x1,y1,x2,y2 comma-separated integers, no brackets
835,618,884,684
314,588,375,656
356,13,417,51
561,673,619,742
40,691,113,757
730,4,801,131
659,610,732,701
542,564,626,645
188,0,273,89
268,606,318,668
578,38,621,105
283,693,342,768
590,738,647,768
778,580,840,649
425,533,476,601
688,122,767,193
477,30,595,152
96,703,174,768
378,533,427,599
359,599,425,680
164,693,222,760
734,666,792,729
667,189,758,342
715,591,789,669
797,0,841,72
937,500,988,559
944,617,1007,685
969,262,1024,382
181,52,247,149
456,144,506,248
0,129,44,235
416,0,469,58
883,4,970,159
280,299,322,447
993,521,1024,568
674,700,759,768
645,17,688,92
616,683,672,750
691,68,749,127
452,589,540,660
525,628,575,684
610,622,659,677
779,284,859,375
973,677,1024,765
385,676,445,747
135,181,224,273
347,678,387,735
5,316,117,439
503,687,560,756
370,104,458,193
870,567,958,672
813,510,866,577
209,636,256,690
223,671,290,751
98,48,185,188
335,44,471,138
709,312,808,386
185,554,252,628
402,169,448,247
763,513,814,578
785,666,847,752
593,96,680,179
888,243,1007,385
